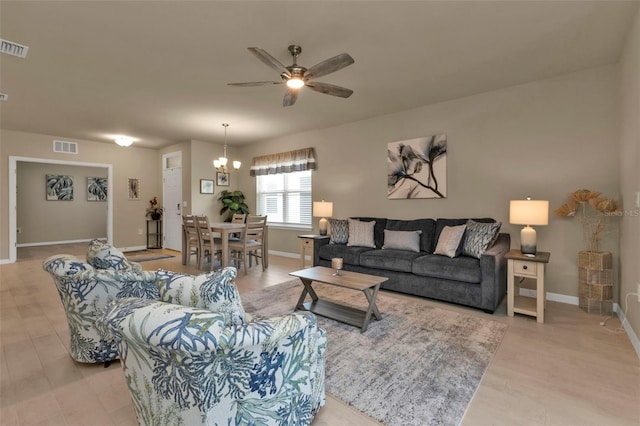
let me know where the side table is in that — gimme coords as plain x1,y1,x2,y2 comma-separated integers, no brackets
298,235,329,268
506,249,550,323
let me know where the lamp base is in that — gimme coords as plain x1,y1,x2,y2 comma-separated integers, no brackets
520,225,537,255
319,217,328,236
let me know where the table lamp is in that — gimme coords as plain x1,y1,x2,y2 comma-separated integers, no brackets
509,197,549,255
313,200,333,236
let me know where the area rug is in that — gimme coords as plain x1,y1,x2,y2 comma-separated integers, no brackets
125,250,175,263
242,279,507,426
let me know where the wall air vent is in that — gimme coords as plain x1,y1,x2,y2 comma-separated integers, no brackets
53,140,78,154
0,39,29,58
0,93,7,101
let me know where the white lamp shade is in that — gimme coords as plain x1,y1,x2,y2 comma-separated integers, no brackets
233,160,241,170
218,157,228,167
509,200,549,226
313,201,333,218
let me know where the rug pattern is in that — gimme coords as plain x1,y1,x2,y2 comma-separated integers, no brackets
242,279,507,426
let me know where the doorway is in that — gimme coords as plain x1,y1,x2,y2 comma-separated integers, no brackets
8,156,113,263
162,152,182,251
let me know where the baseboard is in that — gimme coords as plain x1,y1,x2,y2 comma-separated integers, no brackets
268,250,300,259
120,245,148,253
0,258,11,265
17,238,104,248
519,288,579,305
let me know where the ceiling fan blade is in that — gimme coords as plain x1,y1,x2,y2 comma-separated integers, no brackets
228,81,283,87
305,82,353,98
305,53,354,80
283,87,298,107
248,47,291,77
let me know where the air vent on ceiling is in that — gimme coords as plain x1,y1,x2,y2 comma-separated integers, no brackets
0,39,29,58
53,140,78,154
0,93,7,101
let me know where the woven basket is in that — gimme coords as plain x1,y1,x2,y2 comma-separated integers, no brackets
578,251,612,270
578,267,613,285
579,281,613,300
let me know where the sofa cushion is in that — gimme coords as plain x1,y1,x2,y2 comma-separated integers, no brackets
412,254,482,284
386,219,436,253
382,229,421,252
329,218,349,244
318,244,373,266
156,267,245,325
360,249,422,273
434,218,495,244
351,217,387,248
347,219,376,248
86,239,138,271
434,224,466,258
462,220,502,259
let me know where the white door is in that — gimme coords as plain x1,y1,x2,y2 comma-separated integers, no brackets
162,153,182,251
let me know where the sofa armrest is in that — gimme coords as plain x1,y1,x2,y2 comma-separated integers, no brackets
313,238,330,266
479,233,510,312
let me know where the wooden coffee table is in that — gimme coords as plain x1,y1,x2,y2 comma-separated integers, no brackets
289,266,388,332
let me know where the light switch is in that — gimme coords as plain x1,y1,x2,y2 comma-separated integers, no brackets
635,191,640,209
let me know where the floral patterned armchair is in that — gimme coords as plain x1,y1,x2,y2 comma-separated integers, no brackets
98,267,326,426
42,240,160,363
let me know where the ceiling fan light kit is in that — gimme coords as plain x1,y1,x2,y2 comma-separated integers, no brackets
228,44,354,107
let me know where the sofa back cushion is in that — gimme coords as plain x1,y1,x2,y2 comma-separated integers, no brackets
351,217,387,248
385,219,436,253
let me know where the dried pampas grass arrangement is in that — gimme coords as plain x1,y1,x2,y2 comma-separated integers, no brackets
555,189,620,252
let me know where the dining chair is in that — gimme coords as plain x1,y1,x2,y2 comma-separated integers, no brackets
194,215,221,271
228,215,267,274
182,215,200,267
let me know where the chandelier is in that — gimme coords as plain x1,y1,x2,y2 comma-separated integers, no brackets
213,123,241,172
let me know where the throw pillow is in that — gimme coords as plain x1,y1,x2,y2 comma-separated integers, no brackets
462,220,502,259
86,239,134,271
156,267,246,325
434,224,467,258
382,229,422,252
329,218,349,244
347,219,376,248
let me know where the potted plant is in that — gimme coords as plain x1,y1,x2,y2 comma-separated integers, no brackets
145,196,163,220
218,190,249,222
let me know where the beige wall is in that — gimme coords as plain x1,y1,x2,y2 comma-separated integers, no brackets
17,162,107,244
0,130,161,257
619,11,640,342
237,65,621,299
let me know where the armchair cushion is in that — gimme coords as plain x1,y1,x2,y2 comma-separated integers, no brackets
156,267,246,325
43,254,159,363
99,297,326,426
86,239,142,272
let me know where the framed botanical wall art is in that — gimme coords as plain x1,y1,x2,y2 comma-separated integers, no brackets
387,133,447,199
216,172,229,187
128,177,141,200
46,175,74,201
200,179,214,194
87,177,108,201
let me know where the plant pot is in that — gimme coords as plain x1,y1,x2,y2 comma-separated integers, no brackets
151,213,161,220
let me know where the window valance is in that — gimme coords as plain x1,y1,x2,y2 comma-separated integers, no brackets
250,147,316,176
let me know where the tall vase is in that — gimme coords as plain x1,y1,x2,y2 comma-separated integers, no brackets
578,251,612,314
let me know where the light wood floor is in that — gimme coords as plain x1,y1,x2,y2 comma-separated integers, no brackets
1,243,638,425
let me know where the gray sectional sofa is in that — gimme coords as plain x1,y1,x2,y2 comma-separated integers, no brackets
313,217,510,313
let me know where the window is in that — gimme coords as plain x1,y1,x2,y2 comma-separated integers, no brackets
256,170,312,228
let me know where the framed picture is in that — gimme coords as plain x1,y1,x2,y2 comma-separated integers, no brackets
87,177,108,201
46,175,74,201
216,172,229,187
200,179,214,194
128,177,141,200
387,133,448,199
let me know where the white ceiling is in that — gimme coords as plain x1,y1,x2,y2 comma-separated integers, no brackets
0,1,638,149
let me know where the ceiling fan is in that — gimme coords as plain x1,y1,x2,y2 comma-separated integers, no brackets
228,45,355,107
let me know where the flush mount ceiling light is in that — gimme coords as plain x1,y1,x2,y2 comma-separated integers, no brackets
114,136,134,147
213,124,241,172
